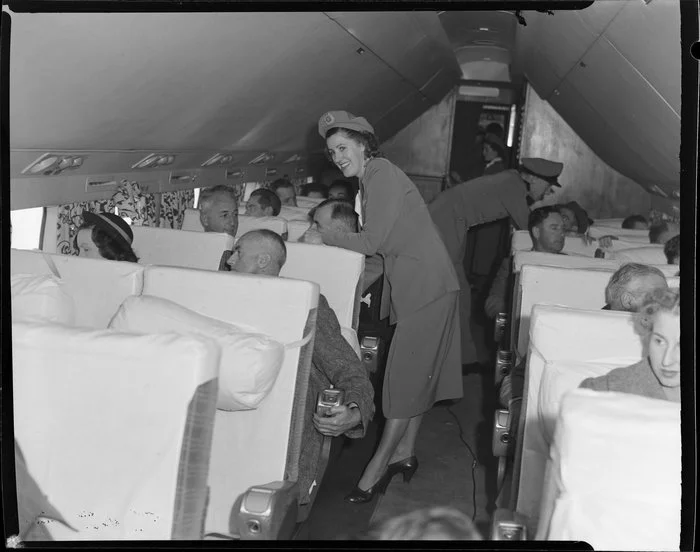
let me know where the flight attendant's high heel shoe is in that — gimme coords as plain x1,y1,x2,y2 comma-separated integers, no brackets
344,469,395,504
387,455,419,483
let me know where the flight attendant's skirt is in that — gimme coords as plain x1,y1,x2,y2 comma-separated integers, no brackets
382,291,463,419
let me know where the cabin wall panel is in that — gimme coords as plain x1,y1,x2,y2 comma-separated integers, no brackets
380,89,457,196
520,85,651,220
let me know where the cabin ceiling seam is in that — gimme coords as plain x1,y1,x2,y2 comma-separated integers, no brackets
321,12,432,103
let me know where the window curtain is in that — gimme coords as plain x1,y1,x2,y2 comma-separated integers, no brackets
160,189,195,230
111,179,157,226
56,199,115,256
649,208,680,226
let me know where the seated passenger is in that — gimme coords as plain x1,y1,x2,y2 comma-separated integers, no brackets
485,206,565,319
602,263,669,311
622,214,650,230
226,229,375,509
299,198,359,244
664,234,680,266
328,180,355,202
580,287,680,403
245,188,281,218
499,262,668,409
301,182,329,199
556,201,593,235
198,184,239,237
649,221,679,245
360,506,483,540
75,212,139,262
269,178,298,207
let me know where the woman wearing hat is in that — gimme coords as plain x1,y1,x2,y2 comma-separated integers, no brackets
316,110,463,503
75,211,139,263
482,133,508,176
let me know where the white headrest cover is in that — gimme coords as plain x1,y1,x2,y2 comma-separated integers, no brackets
12,321,219,540
287,220,312,242
610,245,667,265
236,215,288,239
131,226,234,271
10,249,144,329
543,389,680,550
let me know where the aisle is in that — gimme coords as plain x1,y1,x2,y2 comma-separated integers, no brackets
369,372,496,537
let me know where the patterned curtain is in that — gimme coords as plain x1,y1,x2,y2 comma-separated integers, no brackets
649,208,680,226
160,189,195,230
56,199,116,256
111,179,158,226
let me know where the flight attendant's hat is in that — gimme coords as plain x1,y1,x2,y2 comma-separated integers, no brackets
318,111,375,138
82,211,134,249
520,158,563,187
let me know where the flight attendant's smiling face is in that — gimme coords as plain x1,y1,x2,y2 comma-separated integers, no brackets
327,131,366,180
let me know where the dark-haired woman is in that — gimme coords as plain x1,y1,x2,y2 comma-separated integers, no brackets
75,211,139,263
482,133,507,176
316,111,462,503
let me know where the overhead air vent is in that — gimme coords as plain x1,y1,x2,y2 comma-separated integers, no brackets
22,153,85,176
249,152,275,165
85,176,118,192
202,152,236,167
295,167,305,175
132,153,176,169
648,184,668,198
283,154,303,163
671,189,680,199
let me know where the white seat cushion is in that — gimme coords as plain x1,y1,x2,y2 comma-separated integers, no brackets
11,249,144,328
13,321,219,540
539,389,680,551
181,208,289,239
287,220,312,242
131,226,234,271
11,273,75,326
110,295,285,411
278,205,313,222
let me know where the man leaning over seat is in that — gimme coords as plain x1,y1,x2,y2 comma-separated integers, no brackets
225,229,375,516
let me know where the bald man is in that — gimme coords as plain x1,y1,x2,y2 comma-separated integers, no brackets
226,229,374,517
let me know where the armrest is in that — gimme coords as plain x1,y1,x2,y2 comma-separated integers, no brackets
490,508,528,540
230,481,300,540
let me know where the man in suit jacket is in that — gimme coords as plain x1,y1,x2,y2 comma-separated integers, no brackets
226,229,375,516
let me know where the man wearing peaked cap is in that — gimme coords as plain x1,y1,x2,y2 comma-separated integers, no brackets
318,110,375,138
427,155,565,364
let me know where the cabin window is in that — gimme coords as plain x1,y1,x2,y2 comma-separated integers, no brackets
10,207,45,250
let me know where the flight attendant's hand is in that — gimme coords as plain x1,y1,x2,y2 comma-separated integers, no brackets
300,227,324,245
313,405,361,437
597,235,619,249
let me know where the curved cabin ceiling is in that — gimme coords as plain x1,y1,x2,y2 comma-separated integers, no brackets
7,11,461,177
439,3,681,201
511,1,681,199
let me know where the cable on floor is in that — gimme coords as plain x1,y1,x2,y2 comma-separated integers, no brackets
446,405,478,522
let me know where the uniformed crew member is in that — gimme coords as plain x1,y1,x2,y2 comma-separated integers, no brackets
428,158,564,363
316,110,462,504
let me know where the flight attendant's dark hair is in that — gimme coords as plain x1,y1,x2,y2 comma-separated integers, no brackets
324,127,382,162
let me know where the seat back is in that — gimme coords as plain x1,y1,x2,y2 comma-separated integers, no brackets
538,390,680,550
131,226,234,271
510,232,598,257
296,196,325,209
513,305,644,534
515,265,616,359
181,209,289,239
280,242,364,354
10,249,144,328
287,220,312,242
279,205,313,222
13,321,219,540
512,250,679,277
141,266,319,536
587,225,650,241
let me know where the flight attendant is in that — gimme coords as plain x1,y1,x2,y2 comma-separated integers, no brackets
316,111,463,503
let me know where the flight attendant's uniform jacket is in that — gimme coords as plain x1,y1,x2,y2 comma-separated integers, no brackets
428,169,531,362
